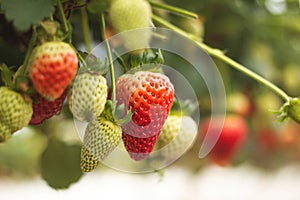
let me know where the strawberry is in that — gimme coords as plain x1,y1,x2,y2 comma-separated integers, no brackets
116,71,174,161
201,115,248,166
278,121,299,149
68,72,108,122
0,123,11,142
109,0,152,51
255,128,278,154
80,116,122,172
0,87,33,141
29,41,78,101
155,115,197,158
156,115,182,149
177,16,204,39
29,90,67,125
227,92,253,117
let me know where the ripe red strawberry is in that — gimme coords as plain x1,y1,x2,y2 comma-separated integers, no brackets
116,71,174,161
201,115,248,166
29,41,78,101
29,90,68,125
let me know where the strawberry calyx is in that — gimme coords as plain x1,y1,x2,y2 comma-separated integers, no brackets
0,64,14,88
114,103,134,125
101,100,116,123
80,53,108,75
0,64,35,98
0,65,33,108
127,49,165,71
36,20,59,43
277,97,300,124
101,100,133,125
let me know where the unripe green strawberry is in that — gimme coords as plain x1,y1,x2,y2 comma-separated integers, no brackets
0,123,11,142
29,41,78,101
0,87,33,136
109,0,152,51
69,72,108,122
155,115,197,158
156,115,182,148
177,17,204,39
80,146,100,173
80,117,122,172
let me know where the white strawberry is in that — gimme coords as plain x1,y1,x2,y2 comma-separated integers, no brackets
69,72,108,122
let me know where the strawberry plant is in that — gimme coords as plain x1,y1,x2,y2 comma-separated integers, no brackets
0,0,299,190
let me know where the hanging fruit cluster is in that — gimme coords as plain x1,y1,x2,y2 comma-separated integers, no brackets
0,0,300,190
0,0,193,175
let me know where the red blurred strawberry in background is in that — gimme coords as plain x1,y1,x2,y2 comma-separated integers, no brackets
278,121,300,150
201,115,248,166
256,128,278,153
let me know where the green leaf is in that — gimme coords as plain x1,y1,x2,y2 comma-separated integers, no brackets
0,64,13,87
0,41,24,67
1,0,55,31
40,139,83,189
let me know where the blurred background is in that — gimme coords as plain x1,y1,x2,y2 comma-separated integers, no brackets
1,0,300,199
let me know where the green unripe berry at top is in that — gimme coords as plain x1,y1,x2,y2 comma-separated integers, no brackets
109,0,152,52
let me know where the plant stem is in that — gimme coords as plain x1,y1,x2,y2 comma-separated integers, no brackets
149,1,198,19
80,8,92,52
152,15,196,39
57,0,69,33
152,15,291,102
69,44,88,68
196,42,291,102
100,13,117,110
22,30,37,75
77,51,88,68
